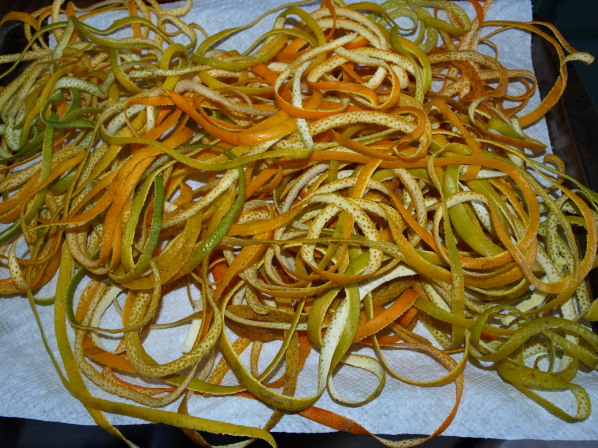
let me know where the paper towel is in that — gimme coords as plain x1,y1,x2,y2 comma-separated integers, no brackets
2,0,597,442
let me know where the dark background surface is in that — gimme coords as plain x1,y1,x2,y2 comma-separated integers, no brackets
1,1,598,447
532,0,598,108
2,415,597,448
